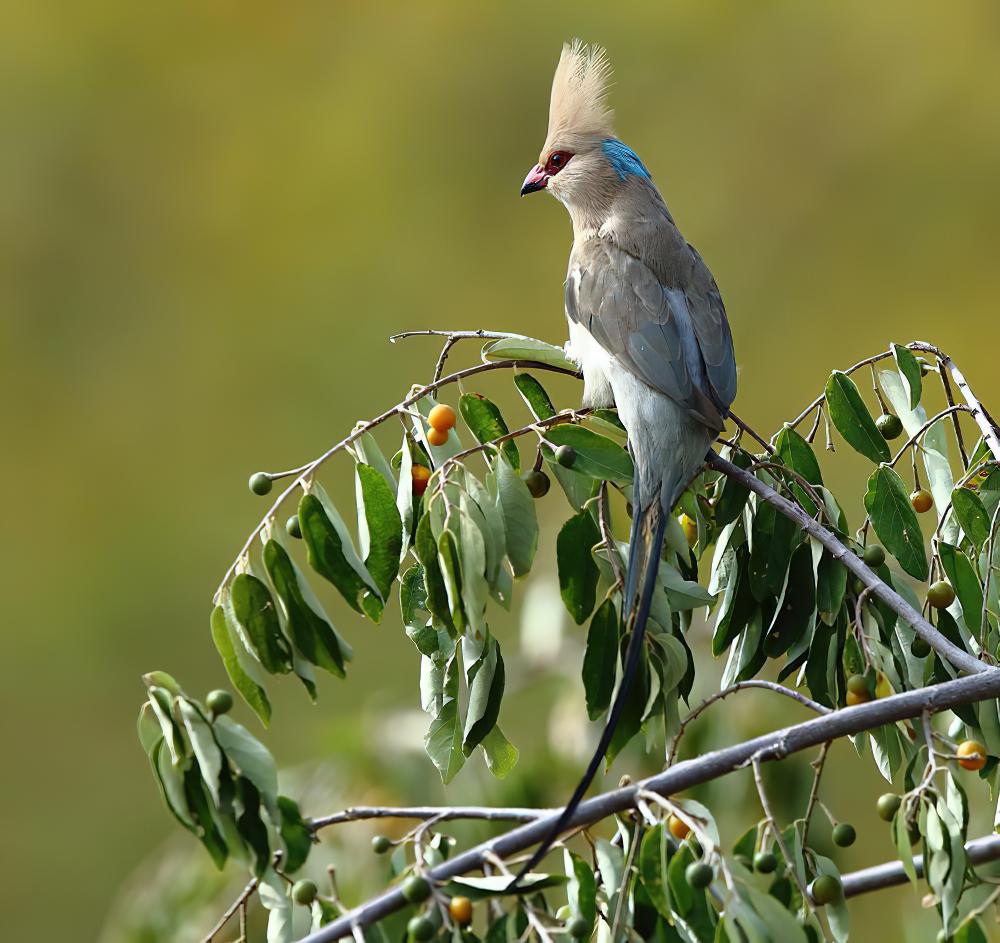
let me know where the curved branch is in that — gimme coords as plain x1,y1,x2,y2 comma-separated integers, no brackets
706,451,986,676
310,805,552,831
299,669,1000,941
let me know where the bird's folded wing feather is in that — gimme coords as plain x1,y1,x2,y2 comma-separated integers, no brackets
566,238,736,431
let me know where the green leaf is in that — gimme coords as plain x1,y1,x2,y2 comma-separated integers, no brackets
952,487,991,552
213,714,279,810
258,867,293,943
955,919,989,943
775,426,823,485
413,513,456,636
714,449,752,527
463,637,505,755
424,654,465,783
351,430,396,490
893,806,918,886
816,551,848,626
150,738,196,831
637,824,671,919
355,462,403,610
939,542,983,637
583,599,618,720
263,538,348,676
178,699,224,805
459,392,521,470
276,795,311,873
606,635,648,765
825,371,891,463
299,490,378,616
210,605,272,725
234,776,271,876
748,498,800,600
892,344,922,410
494,456,538,577
565,850,598,932
183,763,229,869
545,425,634,486
864,465,929,580
481,726,519,778
230,574,293,674
514,371,557,420
481,335,577,371
557,511,601,624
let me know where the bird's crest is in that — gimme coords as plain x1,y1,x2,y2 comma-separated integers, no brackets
545,40,615,152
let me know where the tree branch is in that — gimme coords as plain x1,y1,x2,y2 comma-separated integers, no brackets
706,451,987,676
310,806,552,831
840,833,1000,898
299,669,1000,941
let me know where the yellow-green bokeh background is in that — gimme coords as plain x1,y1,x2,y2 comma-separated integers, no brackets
4,2,1000,939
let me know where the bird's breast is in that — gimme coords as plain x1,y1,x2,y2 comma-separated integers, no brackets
565,318,616,409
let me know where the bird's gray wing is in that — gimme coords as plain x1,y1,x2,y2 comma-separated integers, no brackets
566,238,736,431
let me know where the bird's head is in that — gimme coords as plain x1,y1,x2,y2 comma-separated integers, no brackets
521,41,650,219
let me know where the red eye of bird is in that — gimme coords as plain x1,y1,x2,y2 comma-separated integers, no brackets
545,151,572,174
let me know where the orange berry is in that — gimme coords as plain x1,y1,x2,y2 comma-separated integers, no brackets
428,404,457,433
910,489,933,513
449,895,473,927
957,739,988,771
667,814,690,841
411,464,431,497
846,690,870,707
426,426,450,447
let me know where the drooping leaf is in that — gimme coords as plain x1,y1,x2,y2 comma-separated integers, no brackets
748,497,800,600
459,392,520,470
424,653,465,783
481,335,577,371
183,763,229,869
891,343,923,410
714,448,752,527
583,599,618,720
413,513,456,636
545,424,634,486
565,850,598,933
263,538,348,676
210,605,272,725
825,371,891,463
276,795,312,873
938,542,983,638
637,824,671,919
299,491,379,616
178,699,224,806
557,510,601,624
481,726,519,778
229,574,293,674
951,487,991,552
606,633,649,765
494,456,538,577
864,465,929,580
463,637,505,755
213,714,279,811
355,462,403,613
513,371,557,420
816,550,848,626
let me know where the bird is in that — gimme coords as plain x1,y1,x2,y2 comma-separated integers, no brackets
516,40,737,878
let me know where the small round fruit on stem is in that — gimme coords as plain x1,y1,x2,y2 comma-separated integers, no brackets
910,488,933,513
957,739,988,771
407,915,435,942
808,874,842,906
555,444,577,468
667,814,690,841
249,472,273,496
411,464,432,497
523,469,550,498
876,793,902,821
448,895,473,927
832,823,856,847
679,513,697,548
427,404,457,433
927,580,956,609
862,544,885,567
876,413,903,440
426,426,450,447
206,689,233,716
291,880,317,906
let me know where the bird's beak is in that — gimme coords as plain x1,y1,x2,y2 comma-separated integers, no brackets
520,164,548,196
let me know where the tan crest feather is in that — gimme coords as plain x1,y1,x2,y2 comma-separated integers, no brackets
545,40,615,152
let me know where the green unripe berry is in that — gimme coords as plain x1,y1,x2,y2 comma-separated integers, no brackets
862,544,886,568
876,413,904,440
877,793,902,821
927,580,956,609
407,915,435,941
568,916,591,939
911,636,932,658
401,875,432,904
291,879,317,905
523,469,551,498
286,514,302,538
555,444,577,468
846,674,869,697
206,689,233,716
371,835,392,855
832,823,856,847
249,472,273,496
809,874,842,906
685,862,714,889
753,851,777,873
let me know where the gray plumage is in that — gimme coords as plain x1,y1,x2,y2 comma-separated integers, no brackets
516,40,737,880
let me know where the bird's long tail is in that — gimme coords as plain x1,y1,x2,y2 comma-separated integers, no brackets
514,496,667,881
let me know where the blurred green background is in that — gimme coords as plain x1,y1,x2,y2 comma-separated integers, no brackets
4,2,1000,939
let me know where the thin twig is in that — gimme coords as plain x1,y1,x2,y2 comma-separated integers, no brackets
800,742,832,847
212,358,579,603
310,805,552,831
202,876,259,943
937,364,970,467
728,410,774,454
666,680,830,766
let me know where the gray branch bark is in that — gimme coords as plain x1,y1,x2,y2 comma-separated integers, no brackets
301,669,1000,941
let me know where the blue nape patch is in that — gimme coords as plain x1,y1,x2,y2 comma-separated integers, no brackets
601,139,651,181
